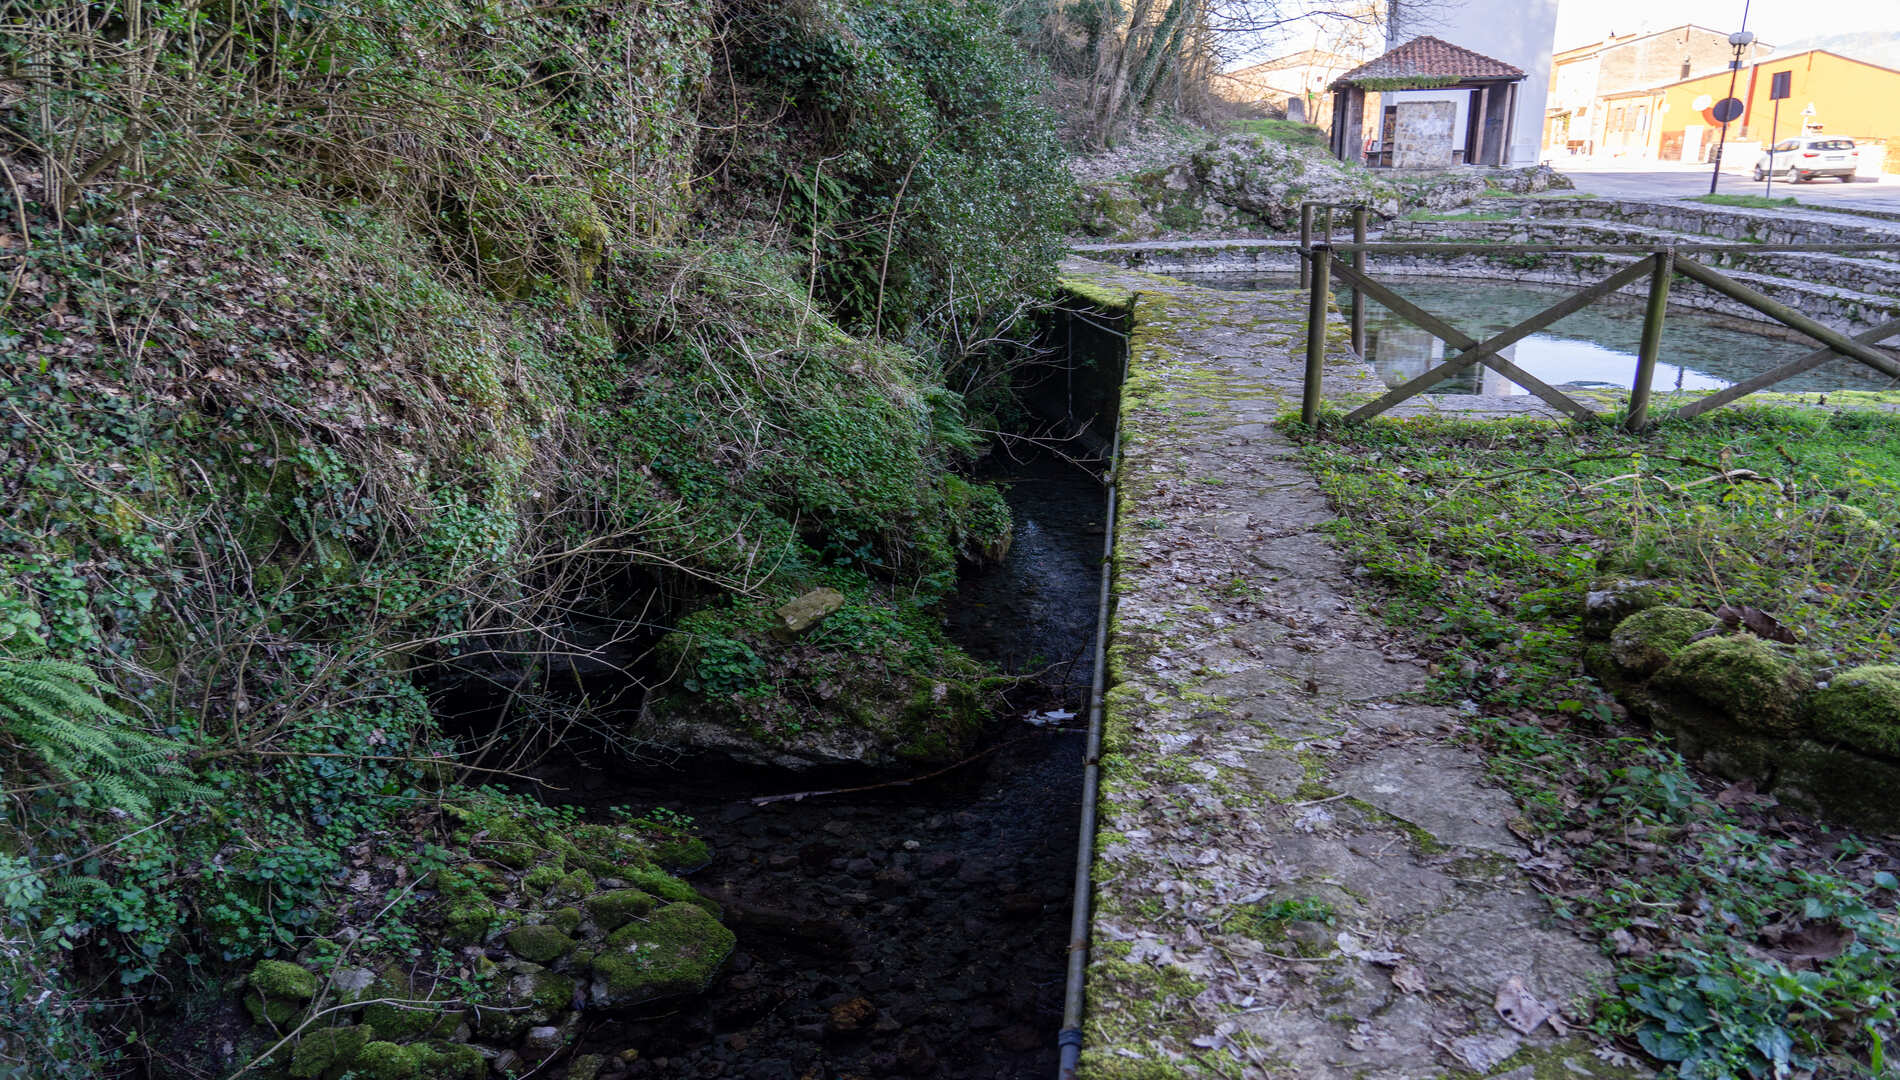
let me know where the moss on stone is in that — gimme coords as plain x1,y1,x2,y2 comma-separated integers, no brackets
549,868,594,899
522,864,563,891
415,1042,486,1079
354,1041,421,1080
1654,635,1810,734
288,1025,372,1079
584,888,658,930
505,923,576,964
546,905,583,935
1811,665,1900,758
1609,606,1717,677
593,901,736,1003
251,959,319,1000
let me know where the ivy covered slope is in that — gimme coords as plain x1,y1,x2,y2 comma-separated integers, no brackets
2,0,1066,1074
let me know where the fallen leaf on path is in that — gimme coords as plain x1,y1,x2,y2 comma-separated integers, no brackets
1494,976,1551,1035
1390,962,1427,994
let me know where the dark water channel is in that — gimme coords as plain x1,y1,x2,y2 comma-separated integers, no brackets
541,443,1107,1080
1187,273,1892,395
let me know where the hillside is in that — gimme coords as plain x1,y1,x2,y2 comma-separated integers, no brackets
0,2,1069,1074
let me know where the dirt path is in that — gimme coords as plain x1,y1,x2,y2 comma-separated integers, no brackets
1067,260,1647,1079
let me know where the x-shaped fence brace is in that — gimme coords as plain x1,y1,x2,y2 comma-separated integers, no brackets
1298,243,1900,430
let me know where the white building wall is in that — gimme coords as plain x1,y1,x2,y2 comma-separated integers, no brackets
1388,0,1560,164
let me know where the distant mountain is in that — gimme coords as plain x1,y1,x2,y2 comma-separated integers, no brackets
1773,30,1900,71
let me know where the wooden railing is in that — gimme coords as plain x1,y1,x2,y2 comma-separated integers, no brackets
1298,241,1900,430
1299,201,1371,358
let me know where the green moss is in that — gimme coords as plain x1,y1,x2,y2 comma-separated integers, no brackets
593,901,736,1002
415,1043,485,1079
354,1041,421,1080
522,865,563,891
1811,666,1900,757
584,888,658,930
546,905,583,935
549,869,594,900
1655,635,1810,734
250,959,319,1000
1609,606,1718,677
288,1025,372,1079
505,923,576,963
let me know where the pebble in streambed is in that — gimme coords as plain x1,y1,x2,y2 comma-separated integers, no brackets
577,732,1080,1080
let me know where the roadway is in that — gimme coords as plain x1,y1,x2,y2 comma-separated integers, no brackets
1553,157,1900,213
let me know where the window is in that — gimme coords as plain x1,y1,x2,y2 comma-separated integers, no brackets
1813,139,1856,150
1773,139,1799,152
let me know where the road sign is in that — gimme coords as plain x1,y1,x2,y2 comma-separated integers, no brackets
1770,71,1791,100
1711,97,1745,123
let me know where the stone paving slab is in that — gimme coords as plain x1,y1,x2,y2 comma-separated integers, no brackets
1065,259,1646,1079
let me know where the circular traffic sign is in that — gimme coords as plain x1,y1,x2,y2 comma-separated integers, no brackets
1711,97,1745,123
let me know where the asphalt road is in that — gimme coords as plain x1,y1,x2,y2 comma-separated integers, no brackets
1555,159,1900,213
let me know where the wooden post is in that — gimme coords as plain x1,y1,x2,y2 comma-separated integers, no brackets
1299,203,1314,288
1350,206,1368,357
1472,86,1491,167
1302,244,1332,426
1323,205,1336,246
1626,250,1674,432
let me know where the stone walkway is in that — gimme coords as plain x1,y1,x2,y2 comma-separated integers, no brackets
1068,258,1645,1079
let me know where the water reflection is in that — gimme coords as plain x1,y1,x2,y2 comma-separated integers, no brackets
1186,273,1889,396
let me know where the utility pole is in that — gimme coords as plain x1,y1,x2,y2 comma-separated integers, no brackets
1708,0,1755,195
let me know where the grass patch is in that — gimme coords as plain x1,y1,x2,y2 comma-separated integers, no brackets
1691,194,1800,210
1226,116,1328,151
1292,408,1900,1079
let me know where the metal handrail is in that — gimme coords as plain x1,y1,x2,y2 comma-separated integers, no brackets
1297,241,1900,429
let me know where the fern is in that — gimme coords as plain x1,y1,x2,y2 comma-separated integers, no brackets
0,655,202,819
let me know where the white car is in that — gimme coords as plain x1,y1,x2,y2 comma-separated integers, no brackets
1753,136,1859,182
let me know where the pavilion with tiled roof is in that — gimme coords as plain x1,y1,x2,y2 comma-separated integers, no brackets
1326,36,1530,168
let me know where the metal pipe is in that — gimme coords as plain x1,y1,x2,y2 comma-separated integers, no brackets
1057,300,1128,1080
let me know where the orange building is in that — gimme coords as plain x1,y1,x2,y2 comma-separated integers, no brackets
1600,49,1900,169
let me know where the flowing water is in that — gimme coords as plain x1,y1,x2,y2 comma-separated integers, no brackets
1186,273,1895,396
547,444,1108,1080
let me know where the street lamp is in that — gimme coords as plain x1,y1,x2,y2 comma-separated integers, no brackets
1709,28,1756,194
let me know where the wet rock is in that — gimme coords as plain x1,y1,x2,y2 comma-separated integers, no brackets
826,997,876,1035
523,1024,565,1058
918,852,960,877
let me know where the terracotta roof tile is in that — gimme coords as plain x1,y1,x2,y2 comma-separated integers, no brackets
1332,35,1525,87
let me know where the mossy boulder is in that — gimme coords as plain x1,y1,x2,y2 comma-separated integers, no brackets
506,923,576,964
1609,607,1718,677
245,959,319,1024
592,902,737,1005
1811,665,1900,758
584,889,658,931
288,1025,373,1079
360,967,462,1040
1767,738,1900,829
251,959,319,1000
1653,635,1810,735
1582,579,1667,638
354,1041,421,1080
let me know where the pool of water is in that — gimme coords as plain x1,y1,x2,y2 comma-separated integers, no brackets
1184,273,1894,396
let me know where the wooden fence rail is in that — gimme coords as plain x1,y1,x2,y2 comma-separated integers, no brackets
1298,241,1900,430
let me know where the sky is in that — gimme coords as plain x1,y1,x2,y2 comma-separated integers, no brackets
1552,0,1899,54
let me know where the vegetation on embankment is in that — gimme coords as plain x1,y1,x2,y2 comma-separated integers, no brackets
2,0,1068,1073
1293,408,1900,1080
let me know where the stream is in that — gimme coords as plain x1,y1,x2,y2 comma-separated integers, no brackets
542,443,1109,1080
